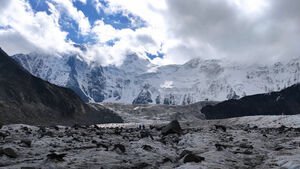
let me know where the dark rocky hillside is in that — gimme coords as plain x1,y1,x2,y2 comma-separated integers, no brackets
0,48,123,125
201,84,300,119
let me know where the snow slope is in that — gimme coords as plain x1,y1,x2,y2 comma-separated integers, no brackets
12,53,300,105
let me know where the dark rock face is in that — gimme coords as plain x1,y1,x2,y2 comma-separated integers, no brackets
3,147,18,158
132,87,153,104
163,94,176,105
86,67,106,102
66,56,90,102
202,84,300,119
183,154,205,163
215,125,227,132
161,120,182,136
66,56,106,102
0,48,123,125
13,54,107,103
47,152,67,161
112,144,126,153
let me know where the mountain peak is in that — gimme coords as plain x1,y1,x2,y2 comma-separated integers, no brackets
0,48,122,125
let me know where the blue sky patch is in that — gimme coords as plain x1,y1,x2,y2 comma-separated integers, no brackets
24,0,161,59
146,52,164,60
27,0,146,44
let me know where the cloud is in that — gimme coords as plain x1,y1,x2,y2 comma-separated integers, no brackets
0,1,11,14
92,0,103,13
86,22,163,66
50,0,91,34
0,29,38,55
160,0,300,64
101,0,300,65
1,0,300,66
0,0,77,55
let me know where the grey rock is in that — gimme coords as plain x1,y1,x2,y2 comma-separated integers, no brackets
161,120,182,136
3,147,18,158
183,154,205,163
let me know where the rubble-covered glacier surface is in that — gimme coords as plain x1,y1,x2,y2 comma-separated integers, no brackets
1,115,300,169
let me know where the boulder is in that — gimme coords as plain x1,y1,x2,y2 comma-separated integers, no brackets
215,125,227,132
215,143,228,151
142,145,153,151
0,131,9,138
161,120,182,136
183,154,205,163
20,139,32,147
47,152,67,161
3,147,18,158
179,150,193,159
112,144,126,153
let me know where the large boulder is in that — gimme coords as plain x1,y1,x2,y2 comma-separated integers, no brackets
161,120,182,136
183,154,205,163
3,147,18,158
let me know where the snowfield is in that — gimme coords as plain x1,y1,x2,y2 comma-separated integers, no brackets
1,115,300,169
12,53,300,105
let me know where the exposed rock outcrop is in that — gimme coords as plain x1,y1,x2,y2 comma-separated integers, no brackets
0,47,123,125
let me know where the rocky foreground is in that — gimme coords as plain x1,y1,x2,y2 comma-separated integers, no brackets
1,116,300,169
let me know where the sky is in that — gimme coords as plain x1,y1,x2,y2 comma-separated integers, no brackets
0,0,300,66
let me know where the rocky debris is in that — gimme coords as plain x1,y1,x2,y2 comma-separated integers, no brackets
133,162,150,169
215,125,227,132
0,118,300,168
112,144,126,153
183,153,205,163
96,143,109,151
38,126,46,133
160,135,180,145
139,130,154,140
215,143,228,151
21,167,39,169
179,150,193,159
239,143,254,149
2,147,18,158
161,120,182,136
274,146,284,151
53,126,60,131
47,152,67,161
41,131,54,138
20,139,32,147
142,145,153,151
234,149,253,155
0,131,9,139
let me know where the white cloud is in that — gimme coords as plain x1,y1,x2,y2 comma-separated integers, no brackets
50,0,91,34
92,0,103,13
86,22,163,66
98,0,300,65
103,0,167,29
91,20,121,43
0,0,76,55
75,0,87,5
0,29,38,55
1,0,300,66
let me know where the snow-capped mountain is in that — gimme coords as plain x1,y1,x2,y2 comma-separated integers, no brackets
12,52,300,105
